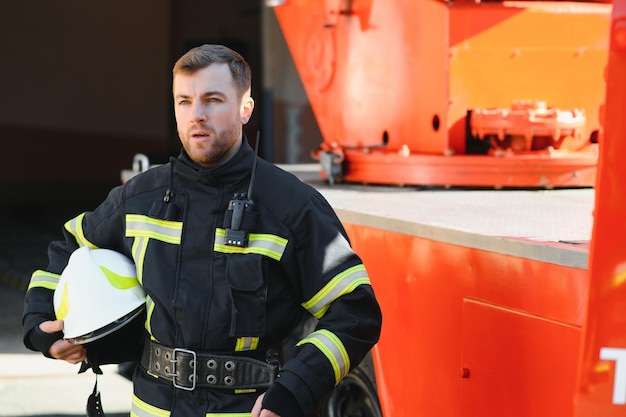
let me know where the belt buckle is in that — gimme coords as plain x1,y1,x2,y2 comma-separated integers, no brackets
172,348,197,391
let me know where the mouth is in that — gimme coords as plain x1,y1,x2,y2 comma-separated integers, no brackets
190,130,212,139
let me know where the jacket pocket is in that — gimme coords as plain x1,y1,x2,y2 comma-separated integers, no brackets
226,254,267,337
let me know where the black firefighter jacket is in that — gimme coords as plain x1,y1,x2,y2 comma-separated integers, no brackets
22,137,382,417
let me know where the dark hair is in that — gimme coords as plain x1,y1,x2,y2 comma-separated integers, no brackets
173,44,251,97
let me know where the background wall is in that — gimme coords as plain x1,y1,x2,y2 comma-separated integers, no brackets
0,0,172,188
0,0,321,208
0,1,171,139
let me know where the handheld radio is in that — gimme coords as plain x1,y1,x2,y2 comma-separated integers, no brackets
224,132,260,247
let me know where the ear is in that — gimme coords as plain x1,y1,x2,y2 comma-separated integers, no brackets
240,96,254,125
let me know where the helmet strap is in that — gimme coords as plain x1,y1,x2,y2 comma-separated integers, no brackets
86,374,106,417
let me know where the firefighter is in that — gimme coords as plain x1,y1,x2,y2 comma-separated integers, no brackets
22,44,382,417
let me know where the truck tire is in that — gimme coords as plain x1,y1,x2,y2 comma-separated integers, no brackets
321,354,382,417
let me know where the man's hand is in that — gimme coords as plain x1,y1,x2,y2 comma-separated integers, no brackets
252,393,281,417
39,320,86,364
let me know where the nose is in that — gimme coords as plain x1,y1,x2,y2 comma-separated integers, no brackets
191,102,207,123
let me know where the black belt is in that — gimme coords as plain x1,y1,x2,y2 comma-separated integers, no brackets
141,340,279,391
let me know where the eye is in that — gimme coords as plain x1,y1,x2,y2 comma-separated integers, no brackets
207,97,221,103
178,99,191,106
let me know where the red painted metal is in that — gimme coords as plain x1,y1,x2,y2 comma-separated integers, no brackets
574,0,626,414
333,149,599,188
343,223,588,417
273,0,611,187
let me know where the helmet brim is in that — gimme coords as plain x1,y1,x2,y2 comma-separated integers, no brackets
67,305,145,345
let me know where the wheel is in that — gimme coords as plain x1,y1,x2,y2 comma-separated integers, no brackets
321,356,382,417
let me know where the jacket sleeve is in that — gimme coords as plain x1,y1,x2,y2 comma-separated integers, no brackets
264,192,383,416
22,185,128,354
22,223,83,353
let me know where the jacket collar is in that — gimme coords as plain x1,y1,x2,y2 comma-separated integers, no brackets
175,133,256,187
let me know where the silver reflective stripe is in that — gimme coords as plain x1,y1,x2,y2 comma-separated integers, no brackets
214,228,287,261
302,264,371,319
297,329,350,385
27,270,60,291
126,214,182,244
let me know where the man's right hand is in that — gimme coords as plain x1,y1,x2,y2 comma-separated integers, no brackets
39,320,86,364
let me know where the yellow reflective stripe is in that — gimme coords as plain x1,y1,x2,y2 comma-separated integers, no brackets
145,296,155,339
131,395,253,417
297,329,350,386
234,336,259,393
214,229,287,261
55,283,70,320
100,265,138,289
64,213,97,249
27,270,61,290
131,235,153,338
302,264,370,319
235,337,259,352
126,214,182,244
132,236,149,285
131,394,170,417
234,388,257,394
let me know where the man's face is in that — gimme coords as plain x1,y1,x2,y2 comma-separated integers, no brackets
173,63,254,168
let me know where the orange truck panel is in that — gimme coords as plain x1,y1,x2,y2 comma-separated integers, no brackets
448,2,610,154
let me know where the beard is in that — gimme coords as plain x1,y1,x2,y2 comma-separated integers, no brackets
181,123,242,168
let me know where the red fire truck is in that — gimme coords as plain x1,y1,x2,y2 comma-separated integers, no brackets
263,1,626,416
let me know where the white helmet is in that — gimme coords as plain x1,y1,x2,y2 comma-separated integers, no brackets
54,246,146,344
